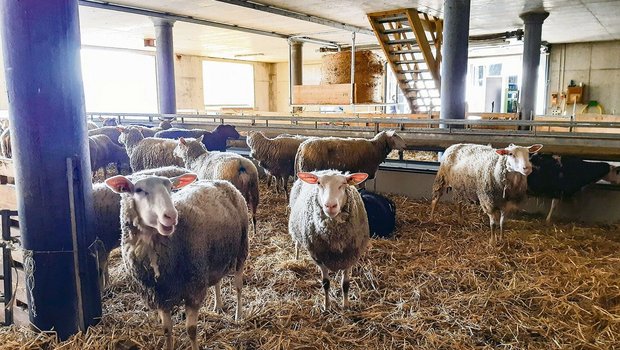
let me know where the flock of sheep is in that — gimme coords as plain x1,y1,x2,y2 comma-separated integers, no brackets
2,116,619,349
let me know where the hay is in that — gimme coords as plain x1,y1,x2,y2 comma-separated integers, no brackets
2,182,620,349
387,150,438,162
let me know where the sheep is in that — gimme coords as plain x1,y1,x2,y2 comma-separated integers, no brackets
528,154,620,222
295,131,406,183
90,166,192,292
246,131,310,198
118,127,183,172
156,124,241,151
288,170,370,309
100,116,119,126
0,128,10,158
88,126,122,146
174,136,259,232
430,143,543,242
105,173,248,350
132,119,174,138
88,134,130,178
87,121,99,130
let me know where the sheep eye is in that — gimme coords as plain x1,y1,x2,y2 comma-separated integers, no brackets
508,152,513,156
135,188,142,193
317,181,321,185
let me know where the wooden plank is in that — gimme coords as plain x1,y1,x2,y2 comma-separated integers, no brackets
0,185,18,211
292,84,352,105
407,9,439,88
0,158,14,178
535,114,620,134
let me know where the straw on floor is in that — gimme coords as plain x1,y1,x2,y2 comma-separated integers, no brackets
1,182,619,349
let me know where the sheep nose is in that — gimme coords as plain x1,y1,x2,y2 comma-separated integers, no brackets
523,166,532,175
324,203,337,209
162,211,178,224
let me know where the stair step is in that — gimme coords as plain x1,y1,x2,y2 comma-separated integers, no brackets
385,38,418,45
374,15,408,23
383,27,412,34
394,60,425,65
390,49,422,55
397,69,426,74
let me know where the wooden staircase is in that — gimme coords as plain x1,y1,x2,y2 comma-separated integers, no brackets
368,9,443,113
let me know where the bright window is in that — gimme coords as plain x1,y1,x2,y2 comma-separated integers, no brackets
81,48,157,113
203,60,254,107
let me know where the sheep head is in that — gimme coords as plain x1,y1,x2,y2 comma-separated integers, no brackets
105,174,197,236
496,144,543,176
385,130,406,151
298,171,368,219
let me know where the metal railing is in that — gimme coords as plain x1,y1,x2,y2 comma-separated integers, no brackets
0,209,18,326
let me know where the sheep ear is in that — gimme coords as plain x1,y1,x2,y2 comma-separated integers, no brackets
298,172,319,184
385,130,395,137
528,144,543,153
496,149,509,156
179,137,187,145
197,135,204,143
171,173,197,190
347,173,368,185
105,175,134,194
116,126,126,133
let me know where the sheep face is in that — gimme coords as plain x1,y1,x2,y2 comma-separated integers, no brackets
496,144,543,176
385,130,406,151
105,174,197,235
102,117,118,126
603,166,620,184
298,171,368,218
158,119,173,130
117,127,143,146
174,136,206,159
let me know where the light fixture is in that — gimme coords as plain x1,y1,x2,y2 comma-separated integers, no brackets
234,53,265,58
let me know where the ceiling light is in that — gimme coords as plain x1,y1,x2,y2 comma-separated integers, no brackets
234,53,265,57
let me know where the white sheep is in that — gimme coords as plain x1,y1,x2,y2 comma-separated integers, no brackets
288,170,369,309
91,166,191,292
174,136,260,233
105,173,248,350
430,143,543,242
118,126,183,172
246,131,310,198
295,130,406,182
87,121,99,130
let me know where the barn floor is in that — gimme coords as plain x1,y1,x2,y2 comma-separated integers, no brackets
1,182,619,349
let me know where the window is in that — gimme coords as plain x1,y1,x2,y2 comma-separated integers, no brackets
81,48,157,113
203,61,254,108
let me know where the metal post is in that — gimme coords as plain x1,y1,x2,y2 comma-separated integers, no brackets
439,0,471,126
519,10,549,120
153,18,177,114
1,210,15,325
350,32,356,107
0,0,101,339
290,40,303,112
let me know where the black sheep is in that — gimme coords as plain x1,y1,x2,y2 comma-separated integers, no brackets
358,189,397,238
528,154,620,221
155,124,240,151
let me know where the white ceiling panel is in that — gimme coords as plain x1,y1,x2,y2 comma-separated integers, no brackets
77,0,620,62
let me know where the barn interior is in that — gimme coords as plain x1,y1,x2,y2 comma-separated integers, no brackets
0,1,619,349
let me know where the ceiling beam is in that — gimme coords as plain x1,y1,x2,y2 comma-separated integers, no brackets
79,0,290,39
212,0,374,36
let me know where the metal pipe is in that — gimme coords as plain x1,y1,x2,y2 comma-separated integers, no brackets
288,36,340,49
212,0,374,36
350,32,356,106
519,10,550,120
288,41,293,107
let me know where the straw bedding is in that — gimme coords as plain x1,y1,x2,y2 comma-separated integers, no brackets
1,181,619,349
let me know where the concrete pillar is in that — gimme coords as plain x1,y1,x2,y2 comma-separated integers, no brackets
290,40,303,87
519,10,549,120
0,0,101,338
153,18,177,114
440,0,471,123
289,40,303,112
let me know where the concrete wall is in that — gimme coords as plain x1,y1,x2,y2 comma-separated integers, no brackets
547,40,620,114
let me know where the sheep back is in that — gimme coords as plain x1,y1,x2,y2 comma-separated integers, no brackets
129,137,183,172
247,132,307,180
120,180,249,310
288,172,369,272
88,127,122,146
295,136,389,179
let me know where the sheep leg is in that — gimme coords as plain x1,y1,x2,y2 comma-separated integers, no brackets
266,175,272,188
294,240,300,260
499,211,505,241
102,166,107,179
274,176,280,194
429,197,440,221
488,211,501,244
213,281,223,313
284,176,290,201
234,269,244,322
457,201,464,224
319,263,330,310
185,304,199,350
158,309,173,350
342,268,351,308
546,198,558,223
